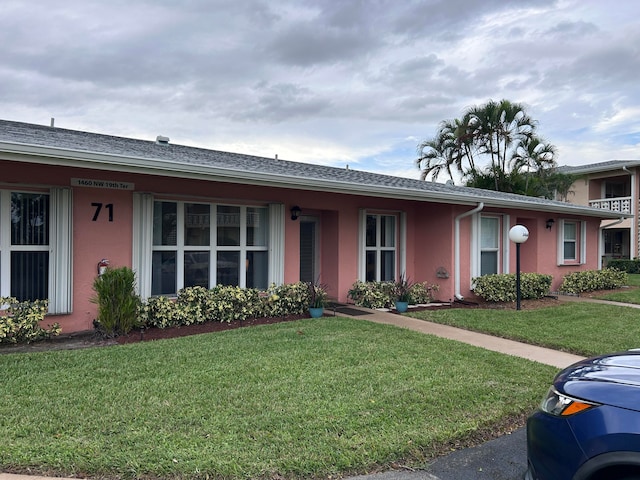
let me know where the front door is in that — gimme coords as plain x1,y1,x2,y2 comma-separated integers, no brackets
299,216,319,283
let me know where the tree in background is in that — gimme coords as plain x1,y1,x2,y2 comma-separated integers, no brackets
416,99,575,199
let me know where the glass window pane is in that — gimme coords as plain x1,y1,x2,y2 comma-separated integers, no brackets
481,217,499,248
381,216,395,247
185,203,210,246
152,251,176,295
153,201,177,246
564,222,576,241
217,206,240,246
184,251,210,288
366,215,377,247
564,242,576,260
11,193,49,246
247,207,267,246
11,251,48,301
247,251,268,289
365,251,376,282
381,251,395,281
217,251,240,286
480,251,498,276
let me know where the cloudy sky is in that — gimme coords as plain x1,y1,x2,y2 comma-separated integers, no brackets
1,0,639,180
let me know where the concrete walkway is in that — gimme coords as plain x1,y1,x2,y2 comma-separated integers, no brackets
336,303,585,369
2,295,637,480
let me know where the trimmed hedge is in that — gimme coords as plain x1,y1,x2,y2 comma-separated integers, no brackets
607,259,640,274
138,282,317,329
0,297,60,344
347,280,439,309
559,268,628,294
472,273,552,302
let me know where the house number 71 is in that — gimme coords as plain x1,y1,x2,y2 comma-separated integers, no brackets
91,203,114,222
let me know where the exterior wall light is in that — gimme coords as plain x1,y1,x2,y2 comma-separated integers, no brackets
546,218,555,230
290,205,302,221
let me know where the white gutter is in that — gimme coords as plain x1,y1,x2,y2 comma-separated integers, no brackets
0,140,630,219
598,217,626,269
454,202,484,300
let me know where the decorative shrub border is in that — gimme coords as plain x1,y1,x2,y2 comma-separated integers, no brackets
347,280,439,309
472,273,552,302
560,268,628,294
0,297,61,344
138,282,317,329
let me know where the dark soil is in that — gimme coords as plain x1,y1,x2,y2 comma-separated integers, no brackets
0,314,310,354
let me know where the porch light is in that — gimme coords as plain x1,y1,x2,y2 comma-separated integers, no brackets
546,218,555,230
290,205,302,221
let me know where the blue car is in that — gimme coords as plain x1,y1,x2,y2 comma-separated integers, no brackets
526,351,640,480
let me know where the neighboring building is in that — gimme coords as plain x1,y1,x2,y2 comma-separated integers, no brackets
1,120,628,333
560,160,640,265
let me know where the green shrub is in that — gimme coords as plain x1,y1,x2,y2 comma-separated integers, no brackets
607,259,640,274
92,266,141,336
347,280,439,308
0,297,60,344
139,282,315,329
473,273,552,302
560,268,628,294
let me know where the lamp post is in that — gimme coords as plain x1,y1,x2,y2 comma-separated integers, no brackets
509,225,529,311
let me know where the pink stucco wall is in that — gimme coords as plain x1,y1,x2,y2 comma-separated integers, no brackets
3,160,606,333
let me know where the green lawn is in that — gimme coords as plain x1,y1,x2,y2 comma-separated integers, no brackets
407,301,640,357
593,273,640,303
0,317,557,479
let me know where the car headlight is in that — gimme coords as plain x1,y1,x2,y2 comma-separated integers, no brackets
540,387,599,416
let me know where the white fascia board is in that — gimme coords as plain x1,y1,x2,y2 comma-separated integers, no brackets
0,141,631,220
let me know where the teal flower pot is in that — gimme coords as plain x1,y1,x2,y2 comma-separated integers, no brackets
309,307,324,318
394,301,409,313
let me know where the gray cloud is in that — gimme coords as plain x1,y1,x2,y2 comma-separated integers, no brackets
0,0,638,173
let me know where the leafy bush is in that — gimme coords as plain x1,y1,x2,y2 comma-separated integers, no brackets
348,280,438,308
92,266,141,336
139,282,315,329
560,268,628,294
0,297,60,344
473,273,552,302
607,259,640,274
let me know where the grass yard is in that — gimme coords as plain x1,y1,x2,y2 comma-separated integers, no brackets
408,301,640,357
593,273,640,304
0,317,557,479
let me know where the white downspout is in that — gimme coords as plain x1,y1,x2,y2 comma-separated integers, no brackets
454,202,484,300
622,166,636,258
599,217,626,269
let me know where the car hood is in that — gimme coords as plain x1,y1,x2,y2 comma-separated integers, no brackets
556,351,640,412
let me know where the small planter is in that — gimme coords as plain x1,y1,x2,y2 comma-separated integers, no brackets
308,307,324,318
394,301,409,313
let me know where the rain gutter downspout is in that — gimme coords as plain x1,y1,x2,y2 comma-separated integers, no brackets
599,217,626,269
454,202,484,300
622,165,636,258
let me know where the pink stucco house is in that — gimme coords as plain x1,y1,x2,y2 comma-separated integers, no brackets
0,119,628,333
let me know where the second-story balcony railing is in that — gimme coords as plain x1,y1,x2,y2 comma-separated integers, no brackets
589,196,633,214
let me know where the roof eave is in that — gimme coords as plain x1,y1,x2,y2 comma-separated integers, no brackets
0,141,629,220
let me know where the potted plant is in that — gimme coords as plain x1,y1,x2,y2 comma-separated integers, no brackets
307,282,329,318
392,275,413,313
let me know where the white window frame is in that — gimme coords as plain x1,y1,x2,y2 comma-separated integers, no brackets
0,188,72,313
358,210,406,282
471,214,510,279
139,199,279,297
558,219,586,265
